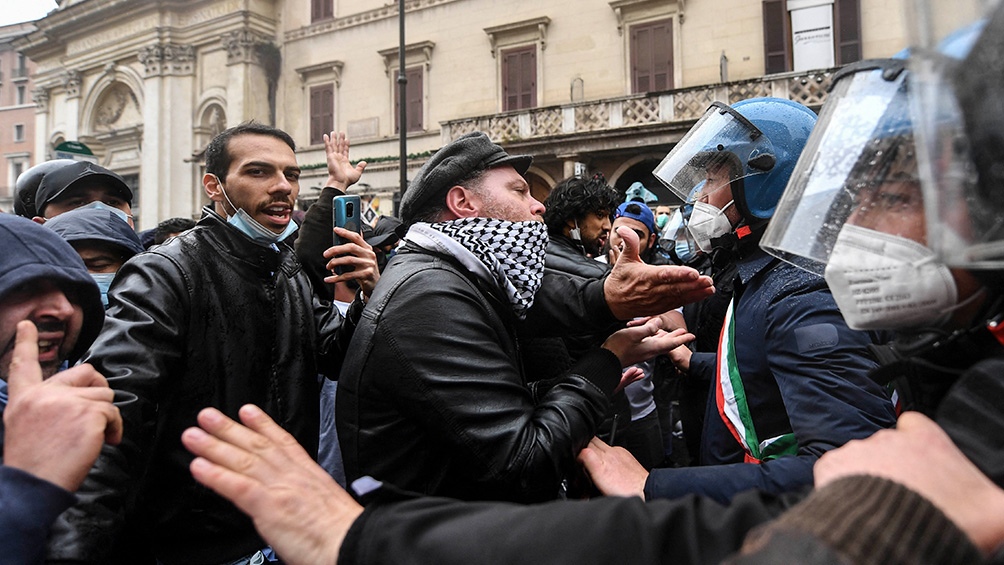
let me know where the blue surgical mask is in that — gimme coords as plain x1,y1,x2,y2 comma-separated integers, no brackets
213,175,298,246
91,272,116,308
83,200,132,224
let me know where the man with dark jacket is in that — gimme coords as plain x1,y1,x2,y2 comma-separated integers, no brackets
0,214,121,565
336,132,701,503
44,122,378,565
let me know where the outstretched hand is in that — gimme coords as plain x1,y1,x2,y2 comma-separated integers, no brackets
602,317,694,368
604,226,714,320
183,405,363,565
3,321,122,492
324,132,367,190
815,411,1004,554
577,437,649,499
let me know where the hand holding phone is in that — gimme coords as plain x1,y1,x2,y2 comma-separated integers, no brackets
332,195,361,275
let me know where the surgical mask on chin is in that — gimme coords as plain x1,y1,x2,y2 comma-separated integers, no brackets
83,200,132,224
824,224,958,330
214,176,297,245
687,200,735,252
91,272,116,308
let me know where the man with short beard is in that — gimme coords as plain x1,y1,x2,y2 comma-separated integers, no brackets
45,122,380,565
336,133,706,503
542,175,620,268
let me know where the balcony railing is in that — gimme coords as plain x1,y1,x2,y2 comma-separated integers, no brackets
11,67,28,80
442,68,837,143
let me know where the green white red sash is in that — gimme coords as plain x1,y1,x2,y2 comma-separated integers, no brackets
715,297,797,463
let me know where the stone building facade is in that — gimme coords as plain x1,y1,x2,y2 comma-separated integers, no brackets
0,22,37,213
16,0,943,227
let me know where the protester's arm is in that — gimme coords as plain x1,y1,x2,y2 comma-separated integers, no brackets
184,405,790,565
524,228,714,336
1,321,123,564
295,131,372,301
733,412,1004,563
4,321,123,492
0,465,76,565
602,227,714,320
814,412,1004,555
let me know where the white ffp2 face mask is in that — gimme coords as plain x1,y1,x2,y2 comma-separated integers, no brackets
687,200,734,252
824,224,958,330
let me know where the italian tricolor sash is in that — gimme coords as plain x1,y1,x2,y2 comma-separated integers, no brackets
715,298,797,463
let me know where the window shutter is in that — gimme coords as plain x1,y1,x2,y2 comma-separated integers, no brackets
310,84,334,145
407,67,424,132
502,46,537,112
311,0,332,23
834,0,861,64
763,0,791,74
395,67,425,133
630,18,674,93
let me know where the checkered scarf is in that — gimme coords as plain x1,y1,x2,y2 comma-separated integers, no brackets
406,218,548,319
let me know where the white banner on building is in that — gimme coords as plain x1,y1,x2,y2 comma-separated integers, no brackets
789,0,835,72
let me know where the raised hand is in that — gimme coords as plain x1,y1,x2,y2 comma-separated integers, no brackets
3,321,122,492
323,132,368,190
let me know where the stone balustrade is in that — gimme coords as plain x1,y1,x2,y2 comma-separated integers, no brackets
442,67,836,143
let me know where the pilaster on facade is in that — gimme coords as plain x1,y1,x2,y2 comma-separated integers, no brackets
63,70,82,99
138,42,196,77
32,87,49,112
221,30,272,66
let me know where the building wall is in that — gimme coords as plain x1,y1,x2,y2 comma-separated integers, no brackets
18,0,914,224
0,23,37,212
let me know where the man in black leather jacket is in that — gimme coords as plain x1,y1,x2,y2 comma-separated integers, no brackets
336,132,702,503
44,122,379,565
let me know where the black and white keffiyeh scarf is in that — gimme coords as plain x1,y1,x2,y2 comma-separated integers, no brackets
404,218,548,319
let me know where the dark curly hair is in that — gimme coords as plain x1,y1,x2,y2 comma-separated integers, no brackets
542,175,620,236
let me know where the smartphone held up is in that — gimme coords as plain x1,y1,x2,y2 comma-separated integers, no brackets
332,194,361,275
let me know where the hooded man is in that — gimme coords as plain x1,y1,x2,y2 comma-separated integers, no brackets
0,214,120,564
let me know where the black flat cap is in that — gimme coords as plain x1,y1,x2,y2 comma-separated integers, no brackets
36,161,133,216
400,132,532,223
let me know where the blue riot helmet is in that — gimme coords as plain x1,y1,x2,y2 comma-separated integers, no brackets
653,97,816,252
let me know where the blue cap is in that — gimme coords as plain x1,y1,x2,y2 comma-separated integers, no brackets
614,201,657,235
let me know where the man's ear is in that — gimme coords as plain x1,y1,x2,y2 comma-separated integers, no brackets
204,173,223,203
31,216,46,225
444,185,479,218
647,233,657,251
